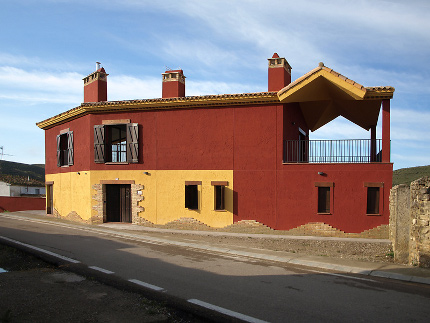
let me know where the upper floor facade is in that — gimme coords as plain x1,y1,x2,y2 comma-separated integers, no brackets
38,54,394,176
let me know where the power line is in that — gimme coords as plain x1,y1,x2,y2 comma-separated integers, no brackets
0,146,14,160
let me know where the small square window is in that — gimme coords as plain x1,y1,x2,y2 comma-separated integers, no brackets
367,187,380,215
214,185,225,211
318,187,330,214
185,185,198,210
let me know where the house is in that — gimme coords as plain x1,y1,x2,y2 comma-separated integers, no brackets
36,54,394,233
0,179,45,197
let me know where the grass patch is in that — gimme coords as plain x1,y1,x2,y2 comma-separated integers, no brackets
393,165,430,186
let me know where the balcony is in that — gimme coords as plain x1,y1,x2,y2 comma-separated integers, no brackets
283,139,383,164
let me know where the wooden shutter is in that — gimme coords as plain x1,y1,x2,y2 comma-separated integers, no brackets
56,134,61,167
94,125,105,163
67,131,74,166
126,123,139,163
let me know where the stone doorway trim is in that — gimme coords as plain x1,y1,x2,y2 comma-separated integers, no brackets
92,180,143,224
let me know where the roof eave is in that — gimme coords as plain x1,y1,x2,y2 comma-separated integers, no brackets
36,92,280,130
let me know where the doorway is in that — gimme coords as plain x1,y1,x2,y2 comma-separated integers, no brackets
106,184,131,222
46,184,53,214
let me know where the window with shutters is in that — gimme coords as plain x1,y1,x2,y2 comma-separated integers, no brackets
56,130,73,167
94,123,139,164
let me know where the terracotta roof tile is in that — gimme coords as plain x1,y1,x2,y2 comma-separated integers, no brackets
37,92,279,129
278,63,392,99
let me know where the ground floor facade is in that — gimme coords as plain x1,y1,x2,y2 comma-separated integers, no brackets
46,170,234,228
46,163,392,233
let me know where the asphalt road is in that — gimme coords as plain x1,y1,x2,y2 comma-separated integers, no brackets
1,214,429,323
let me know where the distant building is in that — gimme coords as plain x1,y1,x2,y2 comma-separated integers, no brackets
37,54,394,233
0,180,45,197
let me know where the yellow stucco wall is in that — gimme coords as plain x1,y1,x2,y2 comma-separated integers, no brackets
46,172,92,220
46,169,233,227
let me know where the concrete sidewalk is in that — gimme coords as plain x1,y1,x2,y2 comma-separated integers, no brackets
5,210,430,285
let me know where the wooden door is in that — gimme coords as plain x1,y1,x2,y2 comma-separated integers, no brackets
46,184,53,214
120,185,131,222
106,184,131,223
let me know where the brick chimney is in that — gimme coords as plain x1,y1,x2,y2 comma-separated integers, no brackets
268,53,291,92
162,69,185,98
83,62,108,103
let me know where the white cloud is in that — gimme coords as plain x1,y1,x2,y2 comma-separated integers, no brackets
108,76,161,101
0,66,82,104
187,80,264,96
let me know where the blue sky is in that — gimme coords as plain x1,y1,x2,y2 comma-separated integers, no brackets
0,0,429,170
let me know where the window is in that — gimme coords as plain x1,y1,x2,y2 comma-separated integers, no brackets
35,188,40,195
185,185,199,209
108,124,127,162
185,181,201,210
318,187,330,213
364,182,383,215
367,187,380,215
214,186,225,210
211,181,228,211
94,123,138,164
56,130,73,167
315,182,333,214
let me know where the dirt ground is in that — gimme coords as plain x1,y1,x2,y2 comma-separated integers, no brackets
115,227,394,264
0,244,199,323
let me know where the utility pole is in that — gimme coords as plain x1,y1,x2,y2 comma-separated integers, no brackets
0,146,13,160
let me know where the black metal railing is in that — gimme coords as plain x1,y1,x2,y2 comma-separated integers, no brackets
283,139,382,163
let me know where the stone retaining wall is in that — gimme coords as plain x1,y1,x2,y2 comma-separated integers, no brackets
390,177,430,267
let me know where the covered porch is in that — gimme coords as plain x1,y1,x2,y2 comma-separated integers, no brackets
278,63,394,164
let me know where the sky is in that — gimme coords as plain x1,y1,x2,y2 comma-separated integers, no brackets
0,0,429,170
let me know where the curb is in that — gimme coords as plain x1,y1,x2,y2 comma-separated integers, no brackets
2,213,429,286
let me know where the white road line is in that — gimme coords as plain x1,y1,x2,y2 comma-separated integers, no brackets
88,266,114,274
0,214,168,246
188,299,268,323
128,279,164,291
305,268,375,282
0,235,81,264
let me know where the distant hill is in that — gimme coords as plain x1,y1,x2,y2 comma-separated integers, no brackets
393,165,430,186
0,160,45,186
1,159,428,188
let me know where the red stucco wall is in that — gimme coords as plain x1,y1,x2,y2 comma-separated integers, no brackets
84,80,107,103
162,80,185,98
43,102,392,233
45,115,91,174
277,163,392,232
268,66,291,92
0,196,46,212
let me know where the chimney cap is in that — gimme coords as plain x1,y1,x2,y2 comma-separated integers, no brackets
163,69,184,74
